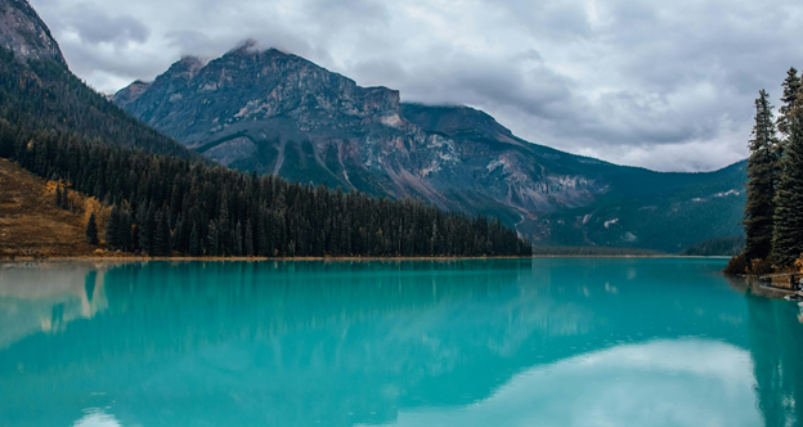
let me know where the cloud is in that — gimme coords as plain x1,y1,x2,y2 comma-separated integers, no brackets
391,340,761,427
27,0,803,171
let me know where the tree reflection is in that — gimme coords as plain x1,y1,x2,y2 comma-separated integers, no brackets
745,293,803,426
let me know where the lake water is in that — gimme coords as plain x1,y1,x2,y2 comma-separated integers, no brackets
0,258,802,427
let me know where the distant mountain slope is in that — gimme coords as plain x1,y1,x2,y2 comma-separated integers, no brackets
531,162,746,252
0,0,201,161
0,0,65,65
114,43,746,252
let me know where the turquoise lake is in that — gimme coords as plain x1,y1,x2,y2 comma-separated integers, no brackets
1,258,802,427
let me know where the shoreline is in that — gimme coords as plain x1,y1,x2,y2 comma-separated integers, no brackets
0,254,726,263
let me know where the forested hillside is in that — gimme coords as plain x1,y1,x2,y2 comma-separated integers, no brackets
0,48,199,161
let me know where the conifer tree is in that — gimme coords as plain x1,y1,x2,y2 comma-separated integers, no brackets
55,184,63,208
743,90,778,263
234,221,243,256
153,208,171,256
207,220,219,256
772,71,803,266
777,68,802,141
217,193,229,255
257,214,269,256
137,203,154,254
85,212,99,245
244,220,254,256
119,203,132,251
105,204,121,249
189,221,200,257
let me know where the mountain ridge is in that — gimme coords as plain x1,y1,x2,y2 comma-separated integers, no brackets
113,43,746,252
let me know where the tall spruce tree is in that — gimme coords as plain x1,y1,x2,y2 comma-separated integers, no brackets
777,68,802,142
85,212,99,245
743,90,778,263
772,69,803,266
152,208,172,256
105,204,122,249
244,220,254,256
207,220,219,257
189,221,200,257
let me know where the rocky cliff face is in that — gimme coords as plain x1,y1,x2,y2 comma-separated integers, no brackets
115,43,746,252
0,0,65,65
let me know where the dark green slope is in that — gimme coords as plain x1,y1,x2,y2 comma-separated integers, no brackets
527,161,746,252
0,48,202,161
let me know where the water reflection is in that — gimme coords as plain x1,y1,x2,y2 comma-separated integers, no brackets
0,259,800,426
385,340,759,427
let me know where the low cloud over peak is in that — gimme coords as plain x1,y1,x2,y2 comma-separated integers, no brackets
30,0,803,171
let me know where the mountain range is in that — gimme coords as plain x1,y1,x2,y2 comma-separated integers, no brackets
113,41,746,252
0,0,746,253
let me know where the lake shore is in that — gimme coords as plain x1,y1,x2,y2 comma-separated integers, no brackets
0,254,715,263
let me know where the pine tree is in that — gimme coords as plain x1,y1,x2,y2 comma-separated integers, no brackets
55,184,63,208
234,221,243,256
189,221,200,257
743,90,778,263
105,204,121,249
119,203,132,251
772,75,803,267
257,214,269,256
777,68,801,140
137,202,154,254
207,220,219,256
217,193,229,255
85,212,99,245
244,219,254,256
153,208,171,256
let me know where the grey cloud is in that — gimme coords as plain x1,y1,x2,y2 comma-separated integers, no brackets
49,3,149,46
309,0,389,28
27,0,803,171
488,0,593,42
70,13,148,45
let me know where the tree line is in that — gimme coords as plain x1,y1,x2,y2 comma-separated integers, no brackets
0,125,531,257
730,68,803,273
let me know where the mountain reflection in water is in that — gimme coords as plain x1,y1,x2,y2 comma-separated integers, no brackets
0,258,801,427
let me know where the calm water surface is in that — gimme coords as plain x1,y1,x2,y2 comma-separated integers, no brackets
0,258,802,427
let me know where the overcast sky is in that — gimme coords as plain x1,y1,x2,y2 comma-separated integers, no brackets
28,0,803,172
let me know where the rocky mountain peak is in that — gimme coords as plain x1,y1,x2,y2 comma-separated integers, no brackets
115,41,404,142
0,0,66,65
112,79,153,109
164,55,206,80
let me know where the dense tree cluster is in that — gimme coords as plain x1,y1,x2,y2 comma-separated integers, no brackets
743,90,780,263
0,46,530,257
0,125,531,257
736,67,803,272
771,69,803,267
